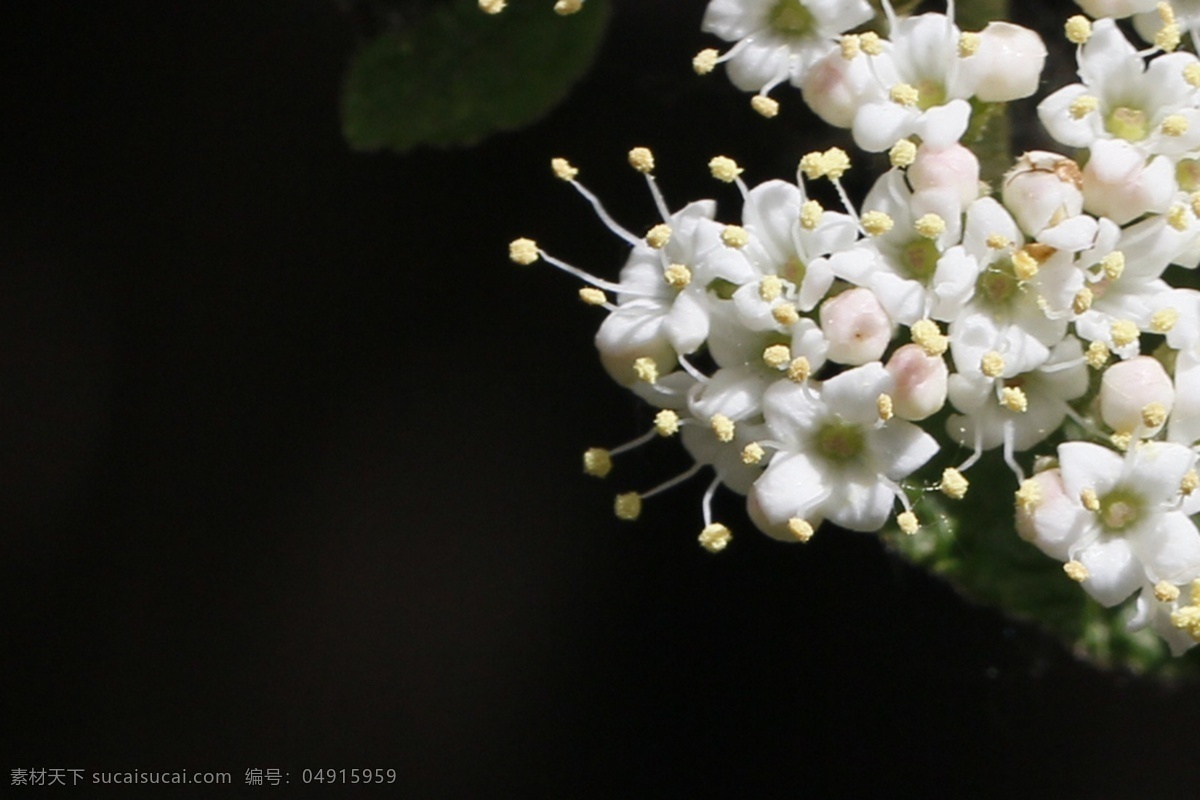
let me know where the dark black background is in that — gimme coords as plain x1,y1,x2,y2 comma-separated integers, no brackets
4,1,1199,797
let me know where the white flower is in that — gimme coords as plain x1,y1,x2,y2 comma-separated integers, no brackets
1081,139,1175,225
701,0,874,95
1020,441,1200,606
596,201,753,383
955,21,1047,103
750,362,939,534
1038,19,1200,157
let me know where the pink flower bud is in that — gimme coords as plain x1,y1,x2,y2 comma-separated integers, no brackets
800,48,880,129
1002,151,1084,237
819,288,892,366
1099,355,1175,435
1082,140,1175,225
884,343,948,421
959,22,1047,103
908,144,981,209
1015,468,1074,559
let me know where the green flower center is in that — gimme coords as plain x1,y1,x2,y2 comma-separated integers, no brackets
1178,158,1200,192
975,257,1020,311
707,278,739,300
900,238,940,284
780,255,807,286
769,0,816,36
1098,488,1143,533
1106,106,1149,142
915,78,947,111
816,420,865,463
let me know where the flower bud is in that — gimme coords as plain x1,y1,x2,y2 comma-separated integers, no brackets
958,22,1047,103
819,288,892,366
1002,151,1083,237
908,144,981,209
1015,468,1074,559
884,343,948,421
800,47,881,129
1082,140,1175,225
1099,355,1175,435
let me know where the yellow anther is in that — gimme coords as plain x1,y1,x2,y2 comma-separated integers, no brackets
509,237,539,265
551,157,578,180
1160,0,1177,23
986,233,1011,250
877,393,894,421
820,148,851,180
1168,204,1190,231
1072,287,1093,315
763,344,792,370
980,351,1005,378
772,302,800,326
911,319,949,357
708,155,743,183
1156,3,1181,51
1101,251,1125,280
800,200,824,230
646,223,672,249
859,31,883,56
1163,114,1189,136
759,275,783,302
628,146,655,174
787,517,815,543
914,213,946,239
1142,401,1168,429
579,287,607,306
1080,487,1100,511
1182,469,1200,495
799,151,824,180
1191,578,1200,605
1064,560,1090,582
1085,340,1110,369
1156,580,1182,603
940,468,969,500
1001,386,1028,413
958,31,981,57
711,414,736,443
1065,15,1092,45
664,263,692,289
1186,62,1200,88
478,0,506,14
889,139,917,168
633,356,659,384
654,409,680,437
787,356,811,383
861,210,895,236
1110,319,1140,349
1069,95,1098,120
1012,249,1039,280
897,510,920,535
1170,605,1200,636
1192,191,1200,217
1111,432,1133,451
751,95,780,118
615,492,642,521
1016,478,1042,511
1151,307,1179,333
741,441,766,465
698,523,732,553
554,0,583,14
693,48,719,75
840,34,861,59
583,447,612,478
890,83,920,107
721,225,750,248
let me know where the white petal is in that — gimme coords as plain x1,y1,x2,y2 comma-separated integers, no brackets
1077,536,1142,606
1131,512,1200,584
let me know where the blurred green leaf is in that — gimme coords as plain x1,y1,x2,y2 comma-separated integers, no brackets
342,0,610,153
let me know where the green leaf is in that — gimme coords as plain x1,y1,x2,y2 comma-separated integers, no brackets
341,0,610,153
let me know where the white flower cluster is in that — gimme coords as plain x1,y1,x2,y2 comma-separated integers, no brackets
512,0,1200,656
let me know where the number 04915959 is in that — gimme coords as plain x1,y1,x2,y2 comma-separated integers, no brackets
300,769,396,784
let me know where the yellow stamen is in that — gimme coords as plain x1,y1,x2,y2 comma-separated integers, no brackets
655,409,680,437
1156,581,1181,603
551,157,578,180
957,31,981,57
709,155,743,183
1110,319,1139,349
787,517,815,543
859,32,883,56
1001,386,1028,413
980,351,1005,378
889,139,917,168
554,0,583,14
633,357,659,384
759,275,783,302
627,147,655,174
1073,287,1093,315
721,225,749,248
579,287,607,306
772,303,800,326
1064,560,1089,582
741,442,765,465
839,34,861,60
1012,249,1039,280
1101,251,1125,280
1080,487,1100,511
1182,469,1199,495
664,263,692,289
1085,341,1110,369
1065,15,1092,45
509,238,539,265
1163,114,1189,137
711,414,735,443
911,319,948,357
1016,478,1042,511
890,83,920,107
698,523,732,553
1142,402,1168,429
1151,307,1178,333
800,200,823,230
861,210,894,236
877,393,894,421
940,468,969,500
1069,95,1098,120
583,447,612,478
478,0,506,14
614,492,641,521
763,344,791,370
914,213,946,240
897,511,919,535
751,96,779,118
787,356,811,383
693,48,719,75
646,223,672,249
